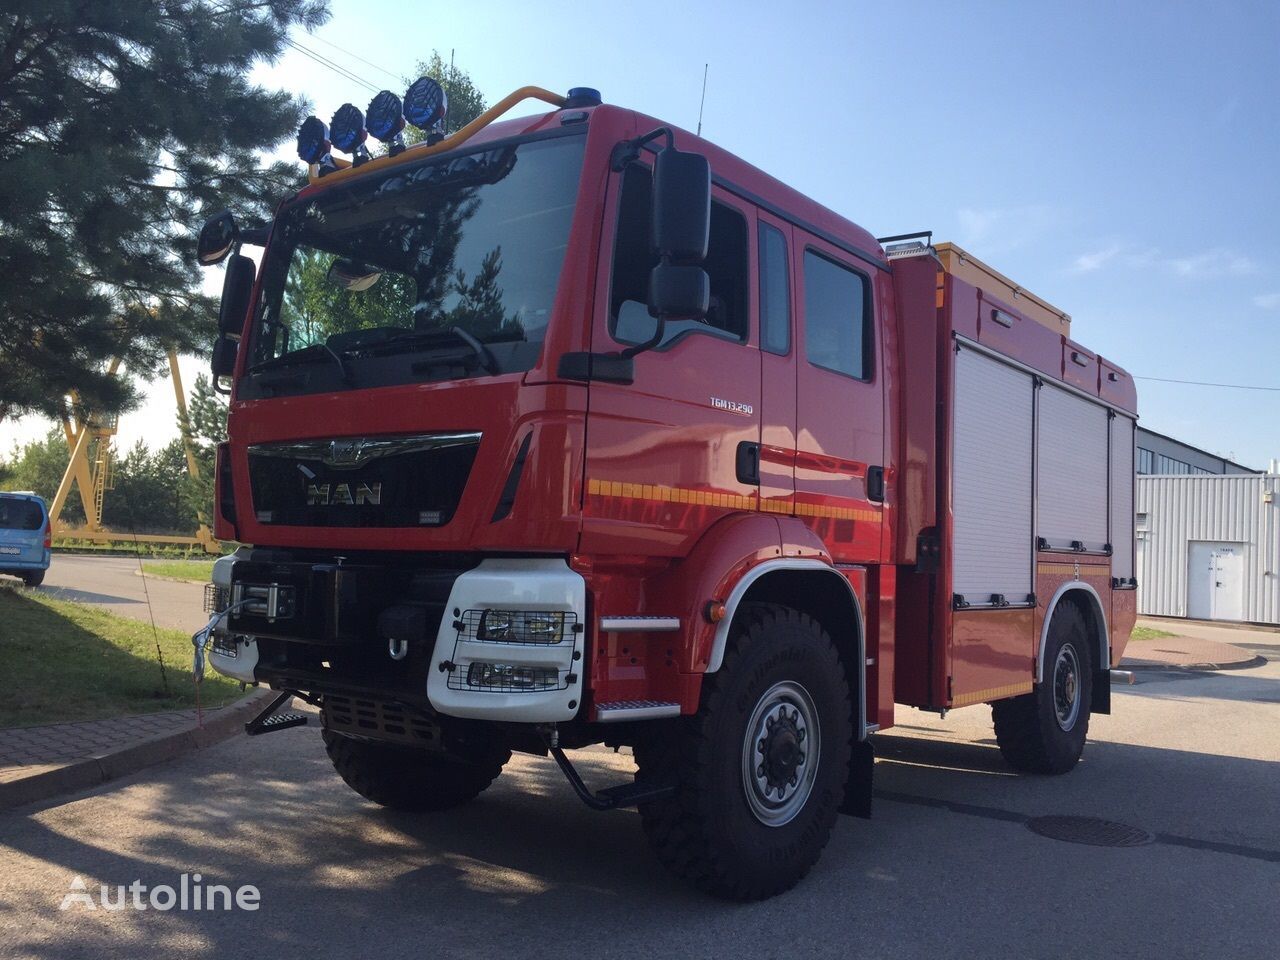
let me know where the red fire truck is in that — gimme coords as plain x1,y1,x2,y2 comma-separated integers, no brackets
196,79,1137,900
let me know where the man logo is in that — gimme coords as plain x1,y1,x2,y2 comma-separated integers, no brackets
306,482,381,506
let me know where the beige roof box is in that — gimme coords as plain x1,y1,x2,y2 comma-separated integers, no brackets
933,242,1071,338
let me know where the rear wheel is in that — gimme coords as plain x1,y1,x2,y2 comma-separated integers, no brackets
21,569,44,587
992,602,1092,774
634,602,853,901
322,728,510,812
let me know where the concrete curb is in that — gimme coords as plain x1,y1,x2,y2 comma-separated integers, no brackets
1123,655,1268,673
0,689,277,813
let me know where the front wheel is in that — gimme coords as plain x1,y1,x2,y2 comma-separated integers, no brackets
992,602,1092,774
322,729,510,812
634,602,854,901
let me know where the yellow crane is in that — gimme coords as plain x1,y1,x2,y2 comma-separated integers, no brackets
47,351,218,553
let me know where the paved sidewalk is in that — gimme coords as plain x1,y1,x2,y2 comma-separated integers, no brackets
0,709,218,769
0,690,276,810
1124,623,1267,671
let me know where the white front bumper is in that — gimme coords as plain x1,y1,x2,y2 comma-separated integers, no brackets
206,550,260,684
426,558,587,722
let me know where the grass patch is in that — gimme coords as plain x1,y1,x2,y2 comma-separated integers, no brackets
0,584,242,728
142,559,217,583
1131,626,1175,642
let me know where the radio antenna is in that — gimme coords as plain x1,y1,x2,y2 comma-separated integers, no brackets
696,63,709,136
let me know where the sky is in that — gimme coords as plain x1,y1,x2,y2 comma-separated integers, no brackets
4,0,1278,467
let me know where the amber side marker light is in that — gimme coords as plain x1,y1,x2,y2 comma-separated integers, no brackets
705,601,727,623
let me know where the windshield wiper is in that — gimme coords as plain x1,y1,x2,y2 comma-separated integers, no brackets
248,342,353,383
369,327,500,375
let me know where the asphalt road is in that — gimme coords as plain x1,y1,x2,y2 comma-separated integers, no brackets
24,554,208,633
1,627,1277,959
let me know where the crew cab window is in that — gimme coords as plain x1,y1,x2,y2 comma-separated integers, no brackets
803,250,871,379
610,162,748,347
759,222,790,355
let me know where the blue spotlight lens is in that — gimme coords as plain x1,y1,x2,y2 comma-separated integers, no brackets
366,90,406,142
296,116,331,164
330,103,367,153
404,76,448,129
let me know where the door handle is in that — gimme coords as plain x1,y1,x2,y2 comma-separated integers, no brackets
867,465,885,503
736,441,761,485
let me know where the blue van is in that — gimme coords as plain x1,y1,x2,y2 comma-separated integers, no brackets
0,492,51,587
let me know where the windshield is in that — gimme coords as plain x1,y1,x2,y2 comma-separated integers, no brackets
247,133,585,392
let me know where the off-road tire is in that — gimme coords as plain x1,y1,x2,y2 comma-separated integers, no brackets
634,602,854,901
21,569,44,587
992,601,1092,774
322,729,510,812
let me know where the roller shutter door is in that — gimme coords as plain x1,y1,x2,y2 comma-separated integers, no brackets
1037,384,1109,552
952,345,1034,604
1110,415,1136,580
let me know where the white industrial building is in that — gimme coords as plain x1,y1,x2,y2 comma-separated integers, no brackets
1136,469,1280,624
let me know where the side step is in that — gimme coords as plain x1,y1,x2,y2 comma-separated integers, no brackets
545,739,675,811
245,691,309,736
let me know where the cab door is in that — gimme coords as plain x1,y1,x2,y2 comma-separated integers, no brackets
757,213,797,515
580,158,761,557
792,233,885,564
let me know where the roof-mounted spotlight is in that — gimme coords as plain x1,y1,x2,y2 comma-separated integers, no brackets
330,103,371,165
296,115,336,173
564,87,602,108
366,89,407,156
404,76,448,143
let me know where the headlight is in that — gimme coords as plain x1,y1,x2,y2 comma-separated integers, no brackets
477,609,566,643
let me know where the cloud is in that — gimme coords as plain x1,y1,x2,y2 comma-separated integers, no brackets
1065,242,1257,280
1069,243,1124,274
1168,248,1257,278
1253,292,1280,309
954,205,1060,255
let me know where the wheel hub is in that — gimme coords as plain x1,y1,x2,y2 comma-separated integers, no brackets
1053,643,1082,731
741,681,821,827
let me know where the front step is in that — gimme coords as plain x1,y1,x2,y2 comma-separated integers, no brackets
545,738,675,811
245,691,310,736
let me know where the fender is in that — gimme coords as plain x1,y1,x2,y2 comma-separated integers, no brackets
642,512,786,674
1036,581,1110,683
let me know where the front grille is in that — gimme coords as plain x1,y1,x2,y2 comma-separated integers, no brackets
247,432,481,528
323,695,442,748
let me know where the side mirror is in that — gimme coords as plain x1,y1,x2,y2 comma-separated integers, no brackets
648,264,709,321
651,147,710,261
197,210,239,266
218,254,255,341
211,336,237,382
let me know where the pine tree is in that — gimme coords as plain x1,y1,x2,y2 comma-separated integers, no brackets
0,0,330,424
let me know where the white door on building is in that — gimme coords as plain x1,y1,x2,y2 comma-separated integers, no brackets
1187,542,1245,621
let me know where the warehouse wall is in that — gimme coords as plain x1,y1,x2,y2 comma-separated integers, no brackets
1136,474,1280,623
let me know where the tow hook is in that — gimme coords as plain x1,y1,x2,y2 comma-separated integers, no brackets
388,636,408,660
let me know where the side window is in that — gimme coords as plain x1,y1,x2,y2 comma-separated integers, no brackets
610,163,749,347
758,222,790,355
803,250,871,379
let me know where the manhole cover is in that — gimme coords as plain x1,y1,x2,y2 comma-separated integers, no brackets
1026,815,1154,847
